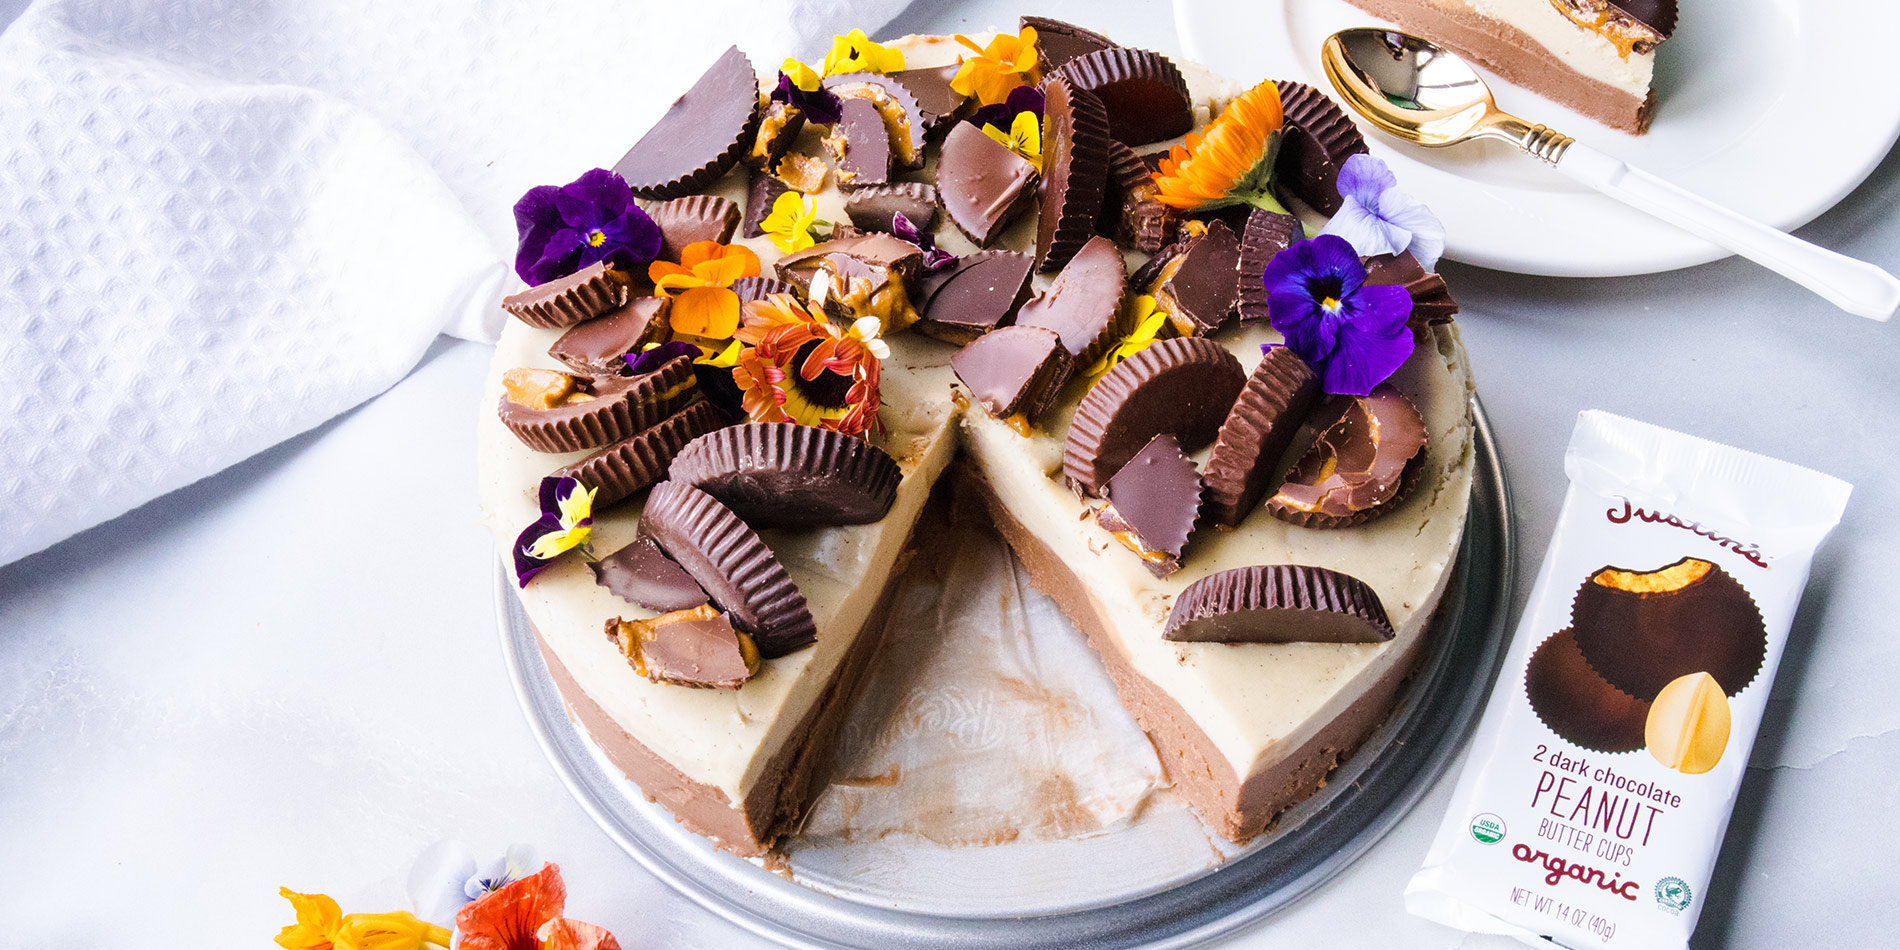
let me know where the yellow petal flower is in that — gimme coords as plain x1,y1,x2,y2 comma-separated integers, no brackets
697,339,745,368
781,57,823,92
761,192,819,254
981,111,1042,171
821,29,904,76
555,482,595,529
334,912,452,950
950,27,1040,106
277,888,344,950
1082,296,1169,382
524,523,591,561
1151,79,1287,213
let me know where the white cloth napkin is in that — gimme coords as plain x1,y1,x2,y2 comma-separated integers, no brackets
0,0,906,566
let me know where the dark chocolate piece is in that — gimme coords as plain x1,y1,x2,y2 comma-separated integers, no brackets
1266,385,1427,528
1035,75,1113,272
1273,81,1369,216
1054,48,1192,147
1021,15,1119,72
640,481,817,658
1200,346,1320,526
772,232,922,325
825,72,930,170
1096,433,1200,578
613,46,761,199
1015,235,1128,368
502,261,634,330
1155,219,1242,335
844,182,940,233
555,399,727,506
647,195,740,263
1236,209,1302,325
742,167,792,239
1525,627,1651,753
1570,558,1766,700
593,536,710,613
747,99,806,170
608,605,760,690
729,276,802,305
1129,230,1189,291
1124,199,1178,255
1163,564,1394,643
826,97,893,188
1061,336,1247,495
666,422,902,528
951,325,1073,422
937,121,1039,246
890,65,967,135
915,250,1034,344
1363,252,1458,327
547,297,672,375
497,356,699,454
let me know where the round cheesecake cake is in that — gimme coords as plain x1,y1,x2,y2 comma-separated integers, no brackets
477,19,1476,858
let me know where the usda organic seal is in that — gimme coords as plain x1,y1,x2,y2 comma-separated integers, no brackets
1468,813,1505,845
1655,876,1692,914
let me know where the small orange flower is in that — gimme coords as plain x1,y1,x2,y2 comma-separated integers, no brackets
276,889,344,950
950,27,1040,107
456,863,565,950
538,918,622,950
1152,79,1288,214
647,240,761,339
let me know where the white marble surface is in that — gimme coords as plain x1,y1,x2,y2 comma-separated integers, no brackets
3,0,1897,946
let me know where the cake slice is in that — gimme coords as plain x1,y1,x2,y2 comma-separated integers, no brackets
1339,0,1676,133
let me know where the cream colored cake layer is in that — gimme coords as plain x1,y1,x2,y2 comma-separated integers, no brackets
1442,0,1652,96
959,322,1476,783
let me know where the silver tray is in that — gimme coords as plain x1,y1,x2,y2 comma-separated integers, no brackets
494,399,1514,949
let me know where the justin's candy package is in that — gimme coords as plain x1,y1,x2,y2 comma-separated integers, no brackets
1406,411,1851,948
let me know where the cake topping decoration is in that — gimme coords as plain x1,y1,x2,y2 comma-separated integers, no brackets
823,72,931,171
1078,295,1169,384
821,29,905,76
668,422,902,528
915,250,1034,344
772,232,923,328
1096,433,1201,577
608,605,761,690
1319,154,1445,273
512,476,596,587
612,46,760,199
1152,79,1289,216
647,195,740,263
639,481,818,657
501,260,636,330
1569,557,1766,700
950,324,1074,423
1019,16,1117,72
1034,76,1112,272
980,109,1043,172
1051,47,1192,147
1261,234,1415,396
951,26,1041,107
498,354,698,453
622,339,702,377
1061,335,1247,495
554,399,727,507
1525,627,1650,753
825,97,895,187
890,212,956,271
1235,208,1302,325
511,168,662,287
1266,384,1427,528
731,293,885,437
844,183,940,235
889,65,967,133
760,193,823,254
548,297,672,375
1273,81,1371,217
1363,251,1459,327
1200,345,1320,527
593,536,710,614
648,240,761,342
772,59,845,124
1163,564,1394,643
937,120,1040,246
729,276,803,306
1016,235,1128,366
742,167,792,239
968,84,1044,136
1153,218,1242,335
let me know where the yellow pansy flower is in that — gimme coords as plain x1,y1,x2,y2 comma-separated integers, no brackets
821,29,904,76
980,111,1042,171
761,192,820,254
1082,296,1170,383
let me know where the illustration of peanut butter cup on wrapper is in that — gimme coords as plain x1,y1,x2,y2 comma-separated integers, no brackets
1569,556,1767,701
1524,627,1650,753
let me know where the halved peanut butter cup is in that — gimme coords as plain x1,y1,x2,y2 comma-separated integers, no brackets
1163,564,1393,643
1274,81,1370,216
667,422,902,528
1265,385,1427,529
1236,208,1301,325
613,46,761,199
1053,48,1192,146
1062,336,1246,495
647,195,740,263
640,481,817,658
502,261,634,330
1200,346,1319,527
1035,75,1113,272
555,399,727,507
497,355,698,453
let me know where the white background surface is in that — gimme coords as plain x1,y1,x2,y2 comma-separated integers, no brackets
3,0,1896,946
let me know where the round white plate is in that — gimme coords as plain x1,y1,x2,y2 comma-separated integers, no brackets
1174,0,1900,276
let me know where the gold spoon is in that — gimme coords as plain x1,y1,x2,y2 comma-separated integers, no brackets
1321,27,1899,321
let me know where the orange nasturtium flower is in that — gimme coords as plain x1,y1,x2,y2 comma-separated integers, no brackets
647,240,761,340
274,889,450,950
950,27,1040,107
1151,79,1289,214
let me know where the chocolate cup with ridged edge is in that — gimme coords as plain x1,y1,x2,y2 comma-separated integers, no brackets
614,46,761,199
639,481,817,658
498,356,698,454
1164,564,1393,643
666,422,901,528
1200,346,1319,527
1525,627,1650,753
1061,335,1245,495
555,399,728,508
1054,47,1193,146
502,261,634,330
1036,75,1113,272
1273,81,1370,216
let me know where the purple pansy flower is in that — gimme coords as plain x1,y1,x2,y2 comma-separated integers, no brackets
772,71,845,125
1262,234,1415,396
1318,154,1445,272
623,339,703,376
512,168,663,286
891,211,956,272
968,84,1044,131
513,476,596,587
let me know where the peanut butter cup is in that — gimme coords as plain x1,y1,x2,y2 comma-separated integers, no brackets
937,120,1039,246
1153,219,1242,335
608,605,760,690
1015,235,1128,367
1236,209,1302,325
1570,558,1766,700
1163,564,1394,643
647,195,740,263
502,261,634,330
729,276,802,305
1053,48,1192,146
844,182,940,233
555,399,727,507
1363,252,1458,328
667,422,902,528
1096,433,1201,577
1274,81,1370,216
824,97,893,188
742,166,791,239
1062,336,1247,495
613,45,761,199
1266,385,1427,528
951,325,1073,422
593,536,710,614
824,72,931,171
1021,15,1118,72
639,481,817,658
915,250,1034,344
1035,75,1113,272
1525,627,1650,753
1200,346,1320,527
497,356,698,454
547,297,672,375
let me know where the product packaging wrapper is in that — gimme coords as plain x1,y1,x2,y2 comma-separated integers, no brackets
1406,410,1851,949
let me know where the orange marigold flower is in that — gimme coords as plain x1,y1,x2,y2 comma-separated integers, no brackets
950,27,1040,107
1151,79,1289,214
647,240,761,339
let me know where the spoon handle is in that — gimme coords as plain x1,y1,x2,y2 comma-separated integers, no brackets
1554,143,1899,321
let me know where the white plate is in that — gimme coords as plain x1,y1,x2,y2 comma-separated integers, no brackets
1174,0,1900,276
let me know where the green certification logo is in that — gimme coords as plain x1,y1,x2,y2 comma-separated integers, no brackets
1655,876,1693,915
1469,813,1506,845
